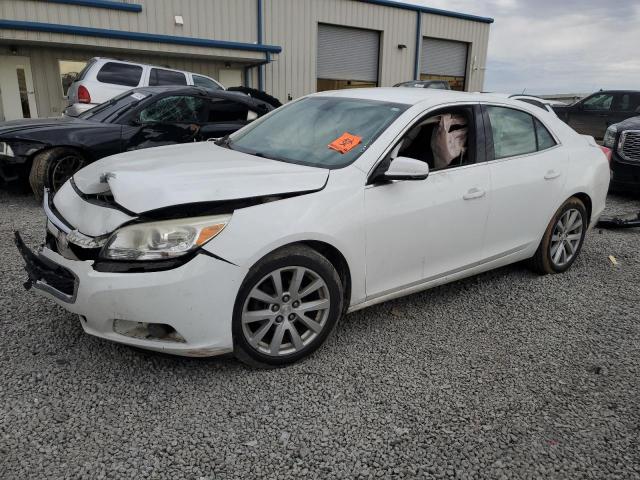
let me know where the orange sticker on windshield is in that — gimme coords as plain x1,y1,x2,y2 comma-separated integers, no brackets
328,132,362,154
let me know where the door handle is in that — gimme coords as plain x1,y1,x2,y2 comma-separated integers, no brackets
463,187,486,200
544,170,561,180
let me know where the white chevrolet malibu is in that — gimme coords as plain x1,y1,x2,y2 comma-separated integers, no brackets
16,88,610,367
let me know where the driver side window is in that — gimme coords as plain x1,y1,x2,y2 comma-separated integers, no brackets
394,106,476,171
139,96,205,123
582,93,614,111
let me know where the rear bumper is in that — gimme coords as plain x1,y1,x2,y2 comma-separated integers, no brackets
15,231,247,357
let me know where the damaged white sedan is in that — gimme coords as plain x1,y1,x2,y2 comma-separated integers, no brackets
16,88,610,367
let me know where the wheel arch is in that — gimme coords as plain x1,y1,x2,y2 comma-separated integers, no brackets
569,192,592,225
245,240,353,314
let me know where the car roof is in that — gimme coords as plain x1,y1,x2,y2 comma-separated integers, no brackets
313,87,483,105
312,87,533,107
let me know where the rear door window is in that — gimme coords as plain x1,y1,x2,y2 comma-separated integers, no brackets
96,62,143,87
149,68,188,86
206,99,249,122
486,106,537,159
614,93,640,112
535,119,557,151
193,75,221,90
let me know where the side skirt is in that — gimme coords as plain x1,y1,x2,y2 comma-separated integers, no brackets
347,245,530,313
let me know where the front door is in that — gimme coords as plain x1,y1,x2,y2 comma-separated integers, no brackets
364,163,491,298
0,56,38,121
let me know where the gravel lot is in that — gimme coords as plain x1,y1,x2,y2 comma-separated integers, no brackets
1,189,639,480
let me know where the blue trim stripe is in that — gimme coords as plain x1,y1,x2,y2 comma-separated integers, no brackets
414,11,422,80
46,0,142,12
356,0,494,24
0,20,283,54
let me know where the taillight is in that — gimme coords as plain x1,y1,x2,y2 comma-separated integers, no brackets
77,85,91,104
599,146,612,164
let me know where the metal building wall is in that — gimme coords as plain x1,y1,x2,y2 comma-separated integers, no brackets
263,0,491,102
4,44,231,117
0,0,261,60
420,13,490,92
263,0,417,102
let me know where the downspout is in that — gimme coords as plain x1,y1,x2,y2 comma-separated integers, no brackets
414,11,422,80
257,0,265,91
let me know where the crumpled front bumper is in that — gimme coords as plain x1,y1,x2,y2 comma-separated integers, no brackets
15,230,247,357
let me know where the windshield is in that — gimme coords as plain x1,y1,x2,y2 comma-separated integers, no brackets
79,91,150,122
229,97,407,168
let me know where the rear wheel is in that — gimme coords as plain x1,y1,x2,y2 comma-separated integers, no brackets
528,197,587,274
233,246,343,367
29,147,86,200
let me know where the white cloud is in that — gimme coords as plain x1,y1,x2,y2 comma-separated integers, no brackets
403,0,640,94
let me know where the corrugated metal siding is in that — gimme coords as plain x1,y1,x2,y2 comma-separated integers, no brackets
421,38,468,76
317,24,380,82
7,44,230,117
263,0,490,101
0,0,261,59
420,13,490,92
264,0,417,102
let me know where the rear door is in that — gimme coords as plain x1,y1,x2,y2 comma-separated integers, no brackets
482,105,568,258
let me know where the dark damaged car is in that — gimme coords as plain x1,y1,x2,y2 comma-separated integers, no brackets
0,86,274,197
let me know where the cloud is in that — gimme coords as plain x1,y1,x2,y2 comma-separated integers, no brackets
405,0,640,94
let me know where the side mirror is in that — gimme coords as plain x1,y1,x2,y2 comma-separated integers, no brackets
383,156,430,181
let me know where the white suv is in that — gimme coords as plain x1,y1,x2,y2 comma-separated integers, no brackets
65,57,225,116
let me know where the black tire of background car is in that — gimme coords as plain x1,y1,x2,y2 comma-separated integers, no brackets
227,86,283,108
29,147,86,201
527,197,587,275
232,245,343,368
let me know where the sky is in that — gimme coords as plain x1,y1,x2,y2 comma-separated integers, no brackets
408,0,640,95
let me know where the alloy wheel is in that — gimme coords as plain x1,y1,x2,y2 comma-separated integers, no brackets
549,208,583,267
241,266,331,357
50,154,85,192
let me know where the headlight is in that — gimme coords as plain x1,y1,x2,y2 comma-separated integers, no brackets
603,125,618,148
101,214,231,261
0,142,15,157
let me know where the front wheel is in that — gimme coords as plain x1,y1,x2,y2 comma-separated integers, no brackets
528,197,587,274
29,147,86,200
232,246,343,368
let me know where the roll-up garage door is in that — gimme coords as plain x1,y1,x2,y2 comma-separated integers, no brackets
317,24,380,83
421,37,468,90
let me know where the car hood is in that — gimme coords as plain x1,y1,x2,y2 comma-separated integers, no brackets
73,142,329,214
0,117,94,137
612,115,640,130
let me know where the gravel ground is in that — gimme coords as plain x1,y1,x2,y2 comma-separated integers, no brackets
1,189,639,480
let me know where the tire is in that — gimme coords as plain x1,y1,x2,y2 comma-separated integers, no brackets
528,197,588,275
29,147,87,200
233,245,343,368
227,86,283,108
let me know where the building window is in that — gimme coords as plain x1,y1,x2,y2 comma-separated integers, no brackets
58,60,88,97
